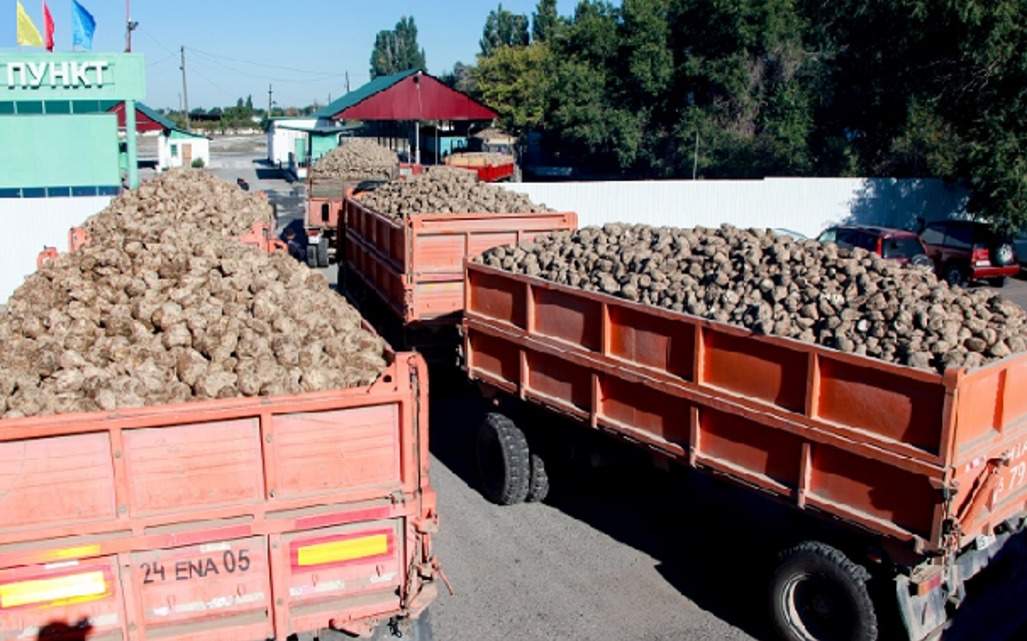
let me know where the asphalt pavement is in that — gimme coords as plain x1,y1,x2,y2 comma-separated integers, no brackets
205,135,1027,641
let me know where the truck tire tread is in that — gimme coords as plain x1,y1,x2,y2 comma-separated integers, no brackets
476,413,531,505
526,451,550,503
770,541,878,641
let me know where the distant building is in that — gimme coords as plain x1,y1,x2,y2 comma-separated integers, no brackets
266,118,355,180
109,102,210,170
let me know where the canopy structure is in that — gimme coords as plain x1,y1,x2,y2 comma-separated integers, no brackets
317,70,497,164
317,70,497,122
109,102,188,135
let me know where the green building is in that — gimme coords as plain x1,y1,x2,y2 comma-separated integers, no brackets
0,52,146,301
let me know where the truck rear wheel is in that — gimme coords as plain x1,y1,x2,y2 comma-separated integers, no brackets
526,451,550,503
367,609,432,641
770,542,878,641
476,413,531,505
317,236,329,268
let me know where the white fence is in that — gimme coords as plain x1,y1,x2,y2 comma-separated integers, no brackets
503,177,969,238
0,196,112,302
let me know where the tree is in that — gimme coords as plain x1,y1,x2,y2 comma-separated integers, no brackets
473,43,552,133
370,16,426,78
440,61,478,95
480,4,530,56
245,95,253,110
235,97,244,109
532,0,560,42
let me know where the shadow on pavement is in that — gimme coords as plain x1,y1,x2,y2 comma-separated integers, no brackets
426,372,1027,641
425,378,777,640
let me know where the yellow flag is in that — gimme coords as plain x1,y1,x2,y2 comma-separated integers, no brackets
16,1,44,47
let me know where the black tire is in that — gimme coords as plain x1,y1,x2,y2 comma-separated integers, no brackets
476,413,531,505
770,541,878,641
317,236,329,268
943,263,966,287
366,609,432,641
988,277,1007,288
305,244,317,268
526,451,550,503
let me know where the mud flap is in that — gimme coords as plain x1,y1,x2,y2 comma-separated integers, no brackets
895,574,948,641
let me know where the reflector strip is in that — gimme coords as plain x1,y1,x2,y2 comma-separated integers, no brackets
0,571,107,609
297,535,389,567
49,544,101,562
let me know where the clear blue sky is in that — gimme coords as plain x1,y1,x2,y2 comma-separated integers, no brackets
2,0,582,110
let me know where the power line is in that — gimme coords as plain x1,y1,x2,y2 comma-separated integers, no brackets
188,46,354,78
188,48,351,84
147,52,178,67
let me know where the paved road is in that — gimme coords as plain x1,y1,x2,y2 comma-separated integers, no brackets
203,137,1027,641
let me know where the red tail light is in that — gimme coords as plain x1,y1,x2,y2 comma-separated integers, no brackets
972,246,990,266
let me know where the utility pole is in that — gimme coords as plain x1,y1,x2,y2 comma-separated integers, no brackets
124,0,138,52
179,46,190,129
267,84,273,118
345,71,350,93
692,131,699,180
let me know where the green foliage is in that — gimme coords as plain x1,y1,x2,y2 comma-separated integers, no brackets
531,0,561,42
458,0,1026,228
473,44,551,133
370,16,426,78
190,157,205,168
480,4,530,56
439,61,477,95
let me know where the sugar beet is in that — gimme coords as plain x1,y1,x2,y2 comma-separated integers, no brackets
479,224,1027,373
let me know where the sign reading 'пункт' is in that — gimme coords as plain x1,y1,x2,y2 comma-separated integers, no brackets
0,53,145,101
5,60,110,88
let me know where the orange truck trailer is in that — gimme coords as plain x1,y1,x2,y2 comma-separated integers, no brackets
304,165,423,269
442,153,516,183
339,194,576,354
462,260,1027,641
0,351,438,641
37,221,286,270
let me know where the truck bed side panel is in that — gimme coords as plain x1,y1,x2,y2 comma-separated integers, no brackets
464,264,957,548
343,197,576,323
0,355,436,640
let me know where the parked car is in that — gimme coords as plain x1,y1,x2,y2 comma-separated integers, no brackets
773,227,807,240
1014,231,1027,268
816,225,932,266
918,220,1019,286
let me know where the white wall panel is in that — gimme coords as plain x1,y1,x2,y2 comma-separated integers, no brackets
503,178,969,239
0,196,112,302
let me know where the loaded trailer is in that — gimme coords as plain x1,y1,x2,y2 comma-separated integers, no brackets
37,220,287,269
304,165,423,269
339,193,576,357
0,350,437,641
443,153,516,183
461,260,1027,641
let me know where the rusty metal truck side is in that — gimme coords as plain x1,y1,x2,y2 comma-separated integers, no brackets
462,260,1027,641
0,352,437,641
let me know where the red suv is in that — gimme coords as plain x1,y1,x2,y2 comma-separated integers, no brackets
919,220,1019,287
817,225,932,266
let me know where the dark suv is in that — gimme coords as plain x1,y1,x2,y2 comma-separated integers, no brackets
919,220,1019,287
817,226,932,266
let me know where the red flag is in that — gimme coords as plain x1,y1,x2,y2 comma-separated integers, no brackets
42,1,54,51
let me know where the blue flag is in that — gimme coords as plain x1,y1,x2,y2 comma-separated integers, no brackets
71,0,96,50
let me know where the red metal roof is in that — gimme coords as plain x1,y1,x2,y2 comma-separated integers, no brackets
326,71,497,122
108,102,167,133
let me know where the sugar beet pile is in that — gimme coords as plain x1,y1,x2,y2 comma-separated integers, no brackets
310,138,398,182
360,166,550,219
480,224,1027,373
0,173,386,418
83,170,273,241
